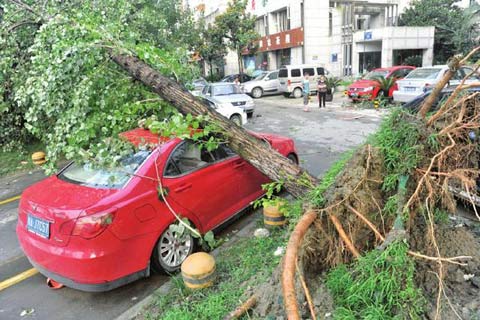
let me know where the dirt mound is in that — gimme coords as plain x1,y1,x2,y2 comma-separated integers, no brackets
412,216,480,319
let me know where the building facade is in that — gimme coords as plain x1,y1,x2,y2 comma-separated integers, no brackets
184,0,438,77
247,0,435,77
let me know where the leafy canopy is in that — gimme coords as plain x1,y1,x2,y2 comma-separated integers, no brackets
2,0,202,171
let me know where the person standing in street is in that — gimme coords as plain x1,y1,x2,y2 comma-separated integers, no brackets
317,75,327,108
302,73,310,112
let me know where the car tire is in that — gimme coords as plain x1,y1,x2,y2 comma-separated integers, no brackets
230,114,242,126
251,87,263,99
287,153,298,165
293,88,303,99
152,225,195,273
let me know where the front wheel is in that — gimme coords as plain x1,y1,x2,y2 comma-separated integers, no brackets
152,226,195,273
293,88,303,99
251,87,263,99
287,153,298,165
230,114,242,126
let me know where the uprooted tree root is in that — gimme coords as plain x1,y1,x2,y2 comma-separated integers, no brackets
295,91,480,318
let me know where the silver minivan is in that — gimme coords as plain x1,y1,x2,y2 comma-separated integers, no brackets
242,70,280,98
278,64,330,98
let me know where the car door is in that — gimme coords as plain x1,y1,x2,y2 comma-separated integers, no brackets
264,71,280,93
161,140,244,232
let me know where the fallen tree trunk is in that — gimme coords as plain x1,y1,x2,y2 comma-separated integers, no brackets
111,53,318,197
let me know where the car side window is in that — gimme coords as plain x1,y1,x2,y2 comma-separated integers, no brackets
210,143,237,161
316,67,325,76
291,69,301,77
202,85,209,95
452,69,464,80
269,72,278,80
164,141,209,177
303,68,314,76
403,68,413,77
390,70,403,78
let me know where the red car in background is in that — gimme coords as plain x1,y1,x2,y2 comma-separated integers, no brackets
17,128,298,292
347,66,415,101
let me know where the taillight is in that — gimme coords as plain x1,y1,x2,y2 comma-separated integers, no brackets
287,79,291,86
61,211,115,239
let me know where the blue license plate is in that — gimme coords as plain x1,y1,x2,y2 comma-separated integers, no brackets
27,214,50,239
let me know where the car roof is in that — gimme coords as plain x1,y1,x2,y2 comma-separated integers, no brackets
120,128,170,146
279,64,325,69
371,66,415,72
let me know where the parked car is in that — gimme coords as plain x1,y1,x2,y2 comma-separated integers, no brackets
393,65,480,103
278,64,330,98
190,78,209,96
201,82,255,117
220,73,252,83
17,128,298,291
200,97,247,126
347,66,415,101
242,70,280,98
403,85,480,112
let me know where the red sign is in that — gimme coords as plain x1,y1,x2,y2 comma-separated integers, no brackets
257,27,304,52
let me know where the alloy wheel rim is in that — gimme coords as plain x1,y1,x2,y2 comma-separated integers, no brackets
253,88,262,98
159,229,192,267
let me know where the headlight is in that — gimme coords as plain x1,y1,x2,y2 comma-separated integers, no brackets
363,86,374,92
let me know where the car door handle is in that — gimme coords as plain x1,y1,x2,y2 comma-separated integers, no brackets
233,161,245,169
174,184,192,193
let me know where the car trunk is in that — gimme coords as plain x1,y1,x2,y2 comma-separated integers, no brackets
19,176,117,247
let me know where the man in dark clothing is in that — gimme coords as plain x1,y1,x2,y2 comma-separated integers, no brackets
317,76,327,108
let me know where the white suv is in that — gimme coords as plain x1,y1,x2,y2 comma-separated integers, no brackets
278,64,330,98
393,65,480,103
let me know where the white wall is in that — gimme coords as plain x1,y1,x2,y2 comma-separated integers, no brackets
303,0,330,66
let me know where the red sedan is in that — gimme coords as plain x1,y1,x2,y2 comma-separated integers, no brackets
16,129,298,292
347,66,415,101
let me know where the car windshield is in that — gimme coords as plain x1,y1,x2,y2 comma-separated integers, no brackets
212,84,242,96
58,150,151,188
406,68,442,80
254,72,268,80
364,70,389,80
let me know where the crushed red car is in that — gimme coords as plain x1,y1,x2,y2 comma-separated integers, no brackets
16,128,298,292
347,66,415,101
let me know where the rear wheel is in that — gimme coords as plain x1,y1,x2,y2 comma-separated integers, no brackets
251,87,263,99
230,114,242,126
293,88,303,99
152,225,195,273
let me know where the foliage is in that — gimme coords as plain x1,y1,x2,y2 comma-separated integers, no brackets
214,0,258,75
371,109,422,192
198,23,227,77
402,55,423,67
3,0,201,173
325,76,342,91
148,228,288,319
372,76,397,95
0,140,43,177
398,0,476,63
326,241,425,319
308,151,353,207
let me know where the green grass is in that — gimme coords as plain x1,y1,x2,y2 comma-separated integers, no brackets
0,141,44,177
326,241,425,319
145,226,288,320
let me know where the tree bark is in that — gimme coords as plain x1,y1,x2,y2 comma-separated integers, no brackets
111,53,318,198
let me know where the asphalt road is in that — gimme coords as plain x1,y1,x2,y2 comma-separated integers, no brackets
0,94,382,320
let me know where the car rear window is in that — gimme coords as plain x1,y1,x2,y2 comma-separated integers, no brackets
212,84,242,96
364,70,389,80
58,150,151,189
291,69,301,77
406,68,443,80
279,69,288,78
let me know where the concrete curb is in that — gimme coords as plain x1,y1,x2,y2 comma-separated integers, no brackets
115,211,263,320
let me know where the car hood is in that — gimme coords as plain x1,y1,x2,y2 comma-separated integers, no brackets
349,79,377,89
211,94,253,103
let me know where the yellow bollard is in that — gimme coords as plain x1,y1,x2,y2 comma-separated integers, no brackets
181,252,216,290
31,152,46,165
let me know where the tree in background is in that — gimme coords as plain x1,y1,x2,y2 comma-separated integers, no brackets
215,0,258,76
199,24,227,79
399,0,479,64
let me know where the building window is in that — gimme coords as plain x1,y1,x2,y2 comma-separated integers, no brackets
329,12,333,36
255,17,266,37
272,8,289,34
